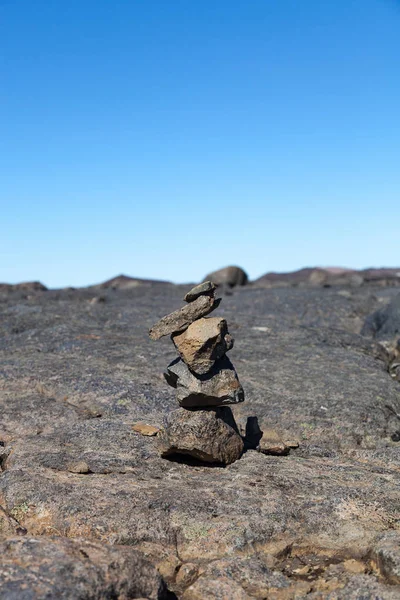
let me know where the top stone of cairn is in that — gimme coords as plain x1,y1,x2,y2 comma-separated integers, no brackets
184,280,216,303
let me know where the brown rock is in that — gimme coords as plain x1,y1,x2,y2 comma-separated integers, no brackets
258,429,291,455
67,460,90,474
132,423,160,436
184,281,216,302
172,317,234,375
157,407,244,465
164,356,244,408
149,295,220,340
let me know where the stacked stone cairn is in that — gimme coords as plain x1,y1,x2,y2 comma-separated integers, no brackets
149,281,245,465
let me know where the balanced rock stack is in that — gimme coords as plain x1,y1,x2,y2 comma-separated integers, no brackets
149,281,245,465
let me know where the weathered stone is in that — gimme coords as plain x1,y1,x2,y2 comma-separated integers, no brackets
67,460,90,474
258,428,290,455
164,355,244,407
203,265,248,288
132,422,160,436
157,407,244,465
184,281,216,302
172,317,234,375
0,536,167,599
149,294,220,340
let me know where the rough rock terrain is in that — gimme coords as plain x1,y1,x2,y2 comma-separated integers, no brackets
1,281,400,598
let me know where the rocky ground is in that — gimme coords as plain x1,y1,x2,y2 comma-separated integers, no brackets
1,280,400,599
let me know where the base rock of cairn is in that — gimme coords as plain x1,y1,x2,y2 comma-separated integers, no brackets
158,407,244,465
149,281,244,465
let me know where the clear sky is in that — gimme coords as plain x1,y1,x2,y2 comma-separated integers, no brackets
1,0,399,287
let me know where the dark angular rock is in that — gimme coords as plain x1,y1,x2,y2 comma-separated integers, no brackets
184,281,216,302
164,355,244,407
149,294,220,340
172,317,234,375
203,266,248,288
157,407,244,465
361,294,400,340
0,536,167,599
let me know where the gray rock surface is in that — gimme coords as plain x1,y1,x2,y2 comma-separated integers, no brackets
1,282,400,597
164,356,244,407
184,281,216,303
157,407,244,465
172,317,233,375
203,265,248,287
0,536,167,599
149,294,220,340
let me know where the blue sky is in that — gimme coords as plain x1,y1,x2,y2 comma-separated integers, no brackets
1,0,399,287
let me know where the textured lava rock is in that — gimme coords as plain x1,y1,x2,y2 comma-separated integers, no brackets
157,407,244,465
172,317,233,375
0,536,167,599
149,294,220,340
164,355,244,407
203,265,248,287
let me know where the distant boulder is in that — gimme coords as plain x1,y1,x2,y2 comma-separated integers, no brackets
255,267,363,288
255,267,400,288
203,266,248,288
361,293,400,340
255,267,316,287
94,274,171,290
0,281,47,292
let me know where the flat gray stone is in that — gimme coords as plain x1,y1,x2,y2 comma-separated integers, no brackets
172,317,234,375
157,407,244,465
184,281,216,303
164,355,244,407
149,294,220,340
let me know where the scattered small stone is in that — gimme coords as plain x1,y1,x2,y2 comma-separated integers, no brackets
342,559,366,574
164,356,244,408
157,408,244,465
132,423,160,437
258,429,291,455
184,281,216,303
67,460,91,474
284,439,300,449
149,294,220,340
172,317,234,375
89,296,106,304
